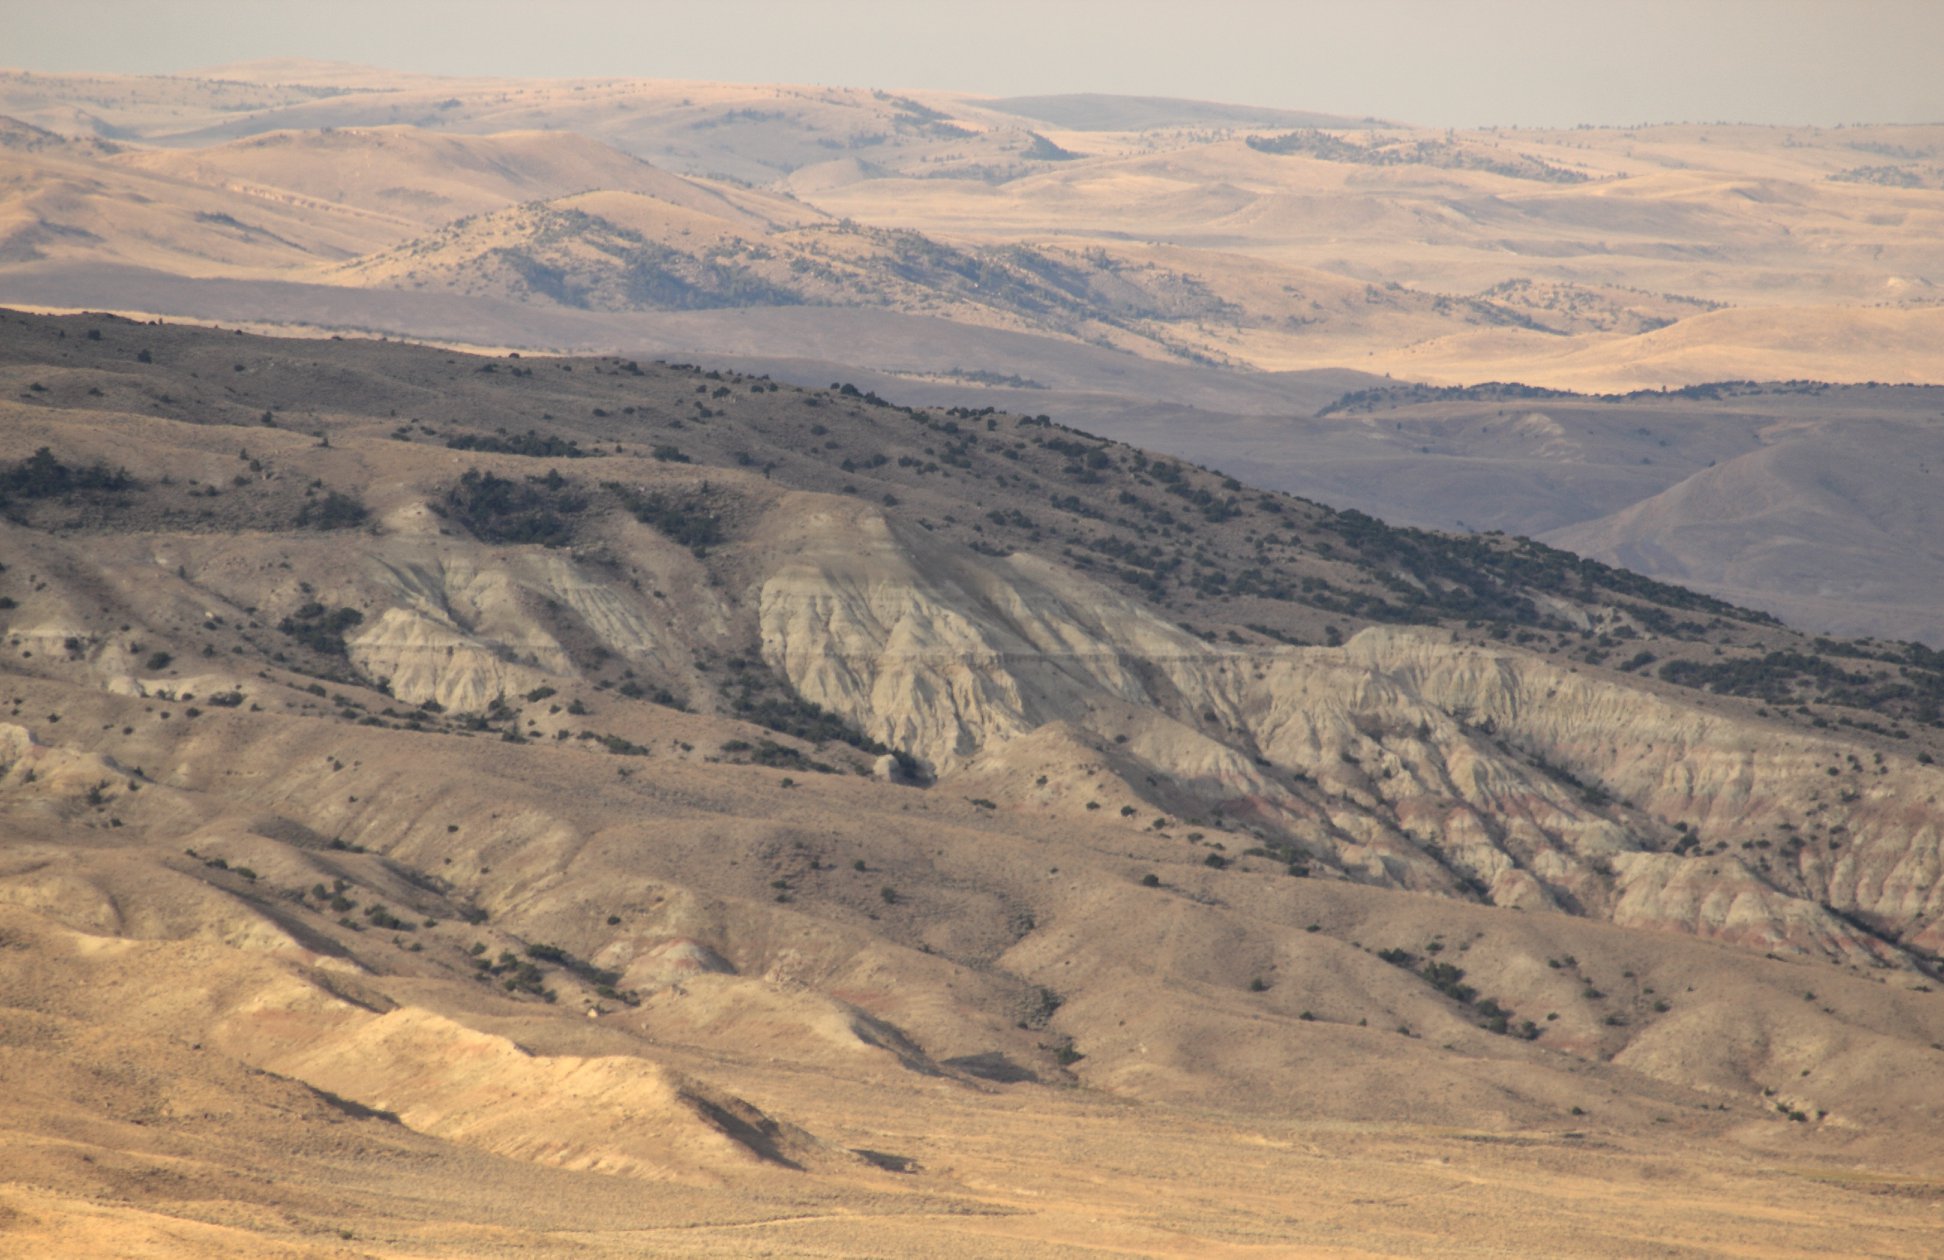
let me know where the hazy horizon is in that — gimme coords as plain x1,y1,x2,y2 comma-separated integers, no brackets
3,0,1942,129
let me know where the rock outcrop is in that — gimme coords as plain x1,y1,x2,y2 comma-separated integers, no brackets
757,511,1944,964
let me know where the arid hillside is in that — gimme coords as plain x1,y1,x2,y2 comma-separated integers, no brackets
1,64,1940,647
1023,378,1944,648
2,310,1942,1255
8,62,1940,381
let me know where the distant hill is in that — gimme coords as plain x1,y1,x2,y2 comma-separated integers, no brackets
983,92,1387,132
118,125,713,223
1,65,1941,646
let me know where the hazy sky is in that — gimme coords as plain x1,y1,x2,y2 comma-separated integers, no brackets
5,0,1941,127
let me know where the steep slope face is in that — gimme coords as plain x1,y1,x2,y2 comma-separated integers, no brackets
759,504,1183,769
754,499,1943,964
1343,630,1944,955
344,537,719,713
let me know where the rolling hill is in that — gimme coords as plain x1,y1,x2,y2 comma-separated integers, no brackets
1,67,1940,661
1,309,1942,1253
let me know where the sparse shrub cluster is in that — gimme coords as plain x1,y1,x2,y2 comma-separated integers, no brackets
295,489,370,530
605,482,725,554
438,467,585,546
445,430,595,458
575,729,650,756
475,949,553,999
719,736,835,773
0,446,136,511
1377,946,1537,1039
1660,646,1943,729
278,602,364,657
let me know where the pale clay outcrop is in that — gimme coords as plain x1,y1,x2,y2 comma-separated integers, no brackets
755,512,1943,963
72,489,1928,967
